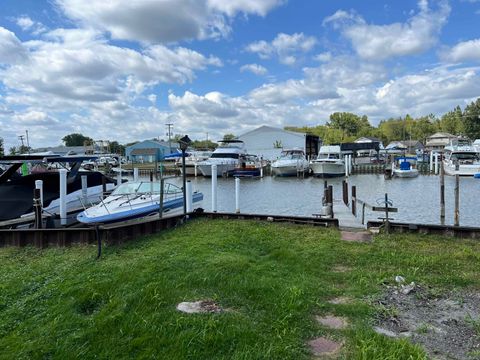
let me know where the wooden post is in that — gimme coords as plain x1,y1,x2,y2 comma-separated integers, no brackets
454,174,460,226
385,193,390,234
159,177,164,218
440,156,445,225
351,185,356,216
327,185,334,218
342,180,348,205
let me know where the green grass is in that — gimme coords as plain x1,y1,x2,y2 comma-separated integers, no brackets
1,219,479,359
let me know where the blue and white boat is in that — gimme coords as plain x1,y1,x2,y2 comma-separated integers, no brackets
393,157,419,178
77,181,203,224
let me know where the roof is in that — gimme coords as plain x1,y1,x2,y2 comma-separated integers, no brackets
239,125,307,139
355,136,381,143
427,132,456,139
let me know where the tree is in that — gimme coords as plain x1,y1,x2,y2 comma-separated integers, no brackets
463,98,480,140
222,133,236,141
109,141,125,155
0,137,4,157
191,140,218,150
327,112,371,140
62,133,93,146
9,146,18,155
437,106,464,135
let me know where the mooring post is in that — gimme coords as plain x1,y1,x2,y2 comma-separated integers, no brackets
385,193,390,234
429,151,434,173
194,164,198,177
81,175,88,204
211,164,218,212
440,157,445,224
133,167,139,182
35,179,43,207
454,174,460,226
59,168,67,226
348,154,353,175
434,153,439,175
342,180,348,206
344,155,349,177
159,177,164,218
351,185,356,216
327,185,334,218
235,177,240,213
186,180,193,213
33,188,42,229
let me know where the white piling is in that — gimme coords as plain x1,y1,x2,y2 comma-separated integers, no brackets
194,164,198,177
235,177,240,213
434,153,439,175
348,154,353,175
117,169,122,186
260,165,264,178
81,175,88,203
59,169,67,225
211,164,217,212
429,152,434,172
133,168,139,182
186,180,193,213
35,180,44,207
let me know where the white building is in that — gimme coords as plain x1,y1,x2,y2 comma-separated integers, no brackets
238,125,320,160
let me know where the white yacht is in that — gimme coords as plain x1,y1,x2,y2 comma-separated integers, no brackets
271,149,309,176
197,140,246,177
310,145,345,178
443,139,480,176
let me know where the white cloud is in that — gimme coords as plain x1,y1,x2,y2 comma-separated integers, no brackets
441,39,480,62
55,0,284,44
0,27,28,64
15,16,47,35
322,10,364,28
324,0,450,60
240,63,267,75
246,32,317,65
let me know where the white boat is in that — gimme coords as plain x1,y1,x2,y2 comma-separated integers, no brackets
271,149,309,176
197,140,246,177
77,181,203,224
393,157,419,178
177,150,213,176
310,145,345,178
443,139,480,176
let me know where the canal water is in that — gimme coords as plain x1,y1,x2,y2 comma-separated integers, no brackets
142,175,479,227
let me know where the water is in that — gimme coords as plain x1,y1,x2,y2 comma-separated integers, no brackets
139,175,480,227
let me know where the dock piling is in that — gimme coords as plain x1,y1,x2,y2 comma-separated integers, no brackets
211,165,218,212
440,158,445,224
342,180,348,206
454,174,460,226
59,169,67,226
186,180,193,213
35,180,43,207
235,177,240,213
133,168,139,182
351,185,357,216
33,188,42,229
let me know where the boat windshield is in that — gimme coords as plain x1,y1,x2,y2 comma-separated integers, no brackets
112,182,182,195
280,152,304,160
317,153,340,160
451,153,479,161
211,153,240,159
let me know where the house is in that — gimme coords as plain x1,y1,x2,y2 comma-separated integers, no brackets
353,136,384,156
125,140,173,163
425,132,457,152
238,125,320,160
31,145,90,156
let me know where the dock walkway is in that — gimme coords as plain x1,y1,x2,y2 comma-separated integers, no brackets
333,200,364,230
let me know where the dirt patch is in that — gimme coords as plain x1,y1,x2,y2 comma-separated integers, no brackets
307,337,343,357
340,231,372,243
373,285,480,359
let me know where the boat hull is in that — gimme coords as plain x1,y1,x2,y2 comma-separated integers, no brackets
198,162,237,177
443,161,480,176
310,161,345,178
393,169,419,178
272,166,308,176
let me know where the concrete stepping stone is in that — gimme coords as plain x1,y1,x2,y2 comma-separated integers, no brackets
340,231,372,242
176,300,223,314
308,337,343,357
332,265,351,273
315,315,348,330
327,296,353,305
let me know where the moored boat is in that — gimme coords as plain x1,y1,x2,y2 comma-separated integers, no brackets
271,149,309,176
77,181,203,224
443,139,480,176
197,140,246,177
392,157,419,178
310,145,345,178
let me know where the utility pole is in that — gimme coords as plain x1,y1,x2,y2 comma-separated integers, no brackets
25,130,30,152
18,135,25,148
165,123,173,153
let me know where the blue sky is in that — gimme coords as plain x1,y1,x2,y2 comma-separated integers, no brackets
0,0,480,151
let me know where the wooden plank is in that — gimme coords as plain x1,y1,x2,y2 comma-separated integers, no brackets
372,206,398,212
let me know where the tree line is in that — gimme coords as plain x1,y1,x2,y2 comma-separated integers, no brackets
286,98,480,145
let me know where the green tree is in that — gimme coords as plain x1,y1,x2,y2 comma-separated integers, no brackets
327,112,372,140
62,133,93,146
9,146,18,155
222,133,236,141
463,98,480,139
437,106,464,135
191,140,218,150
109,141,126,155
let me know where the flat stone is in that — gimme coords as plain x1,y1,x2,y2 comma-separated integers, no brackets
328,296,353,305
308,337,343,357
332,265,351,273
176,300,223,314
315,315,348,330
340,231,372,242
373,326,397,338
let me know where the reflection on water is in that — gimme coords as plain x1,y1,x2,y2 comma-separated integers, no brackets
137,174,479,227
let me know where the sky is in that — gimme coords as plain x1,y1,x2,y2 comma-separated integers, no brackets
1,0,480,151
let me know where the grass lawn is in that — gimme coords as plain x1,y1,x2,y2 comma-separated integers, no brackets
1,219,479,359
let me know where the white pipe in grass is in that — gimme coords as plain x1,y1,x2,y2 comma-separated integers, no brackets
59,169,67,225
211,164,217,212
35,180,44,207
235,177,240,213
186,180,193,213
